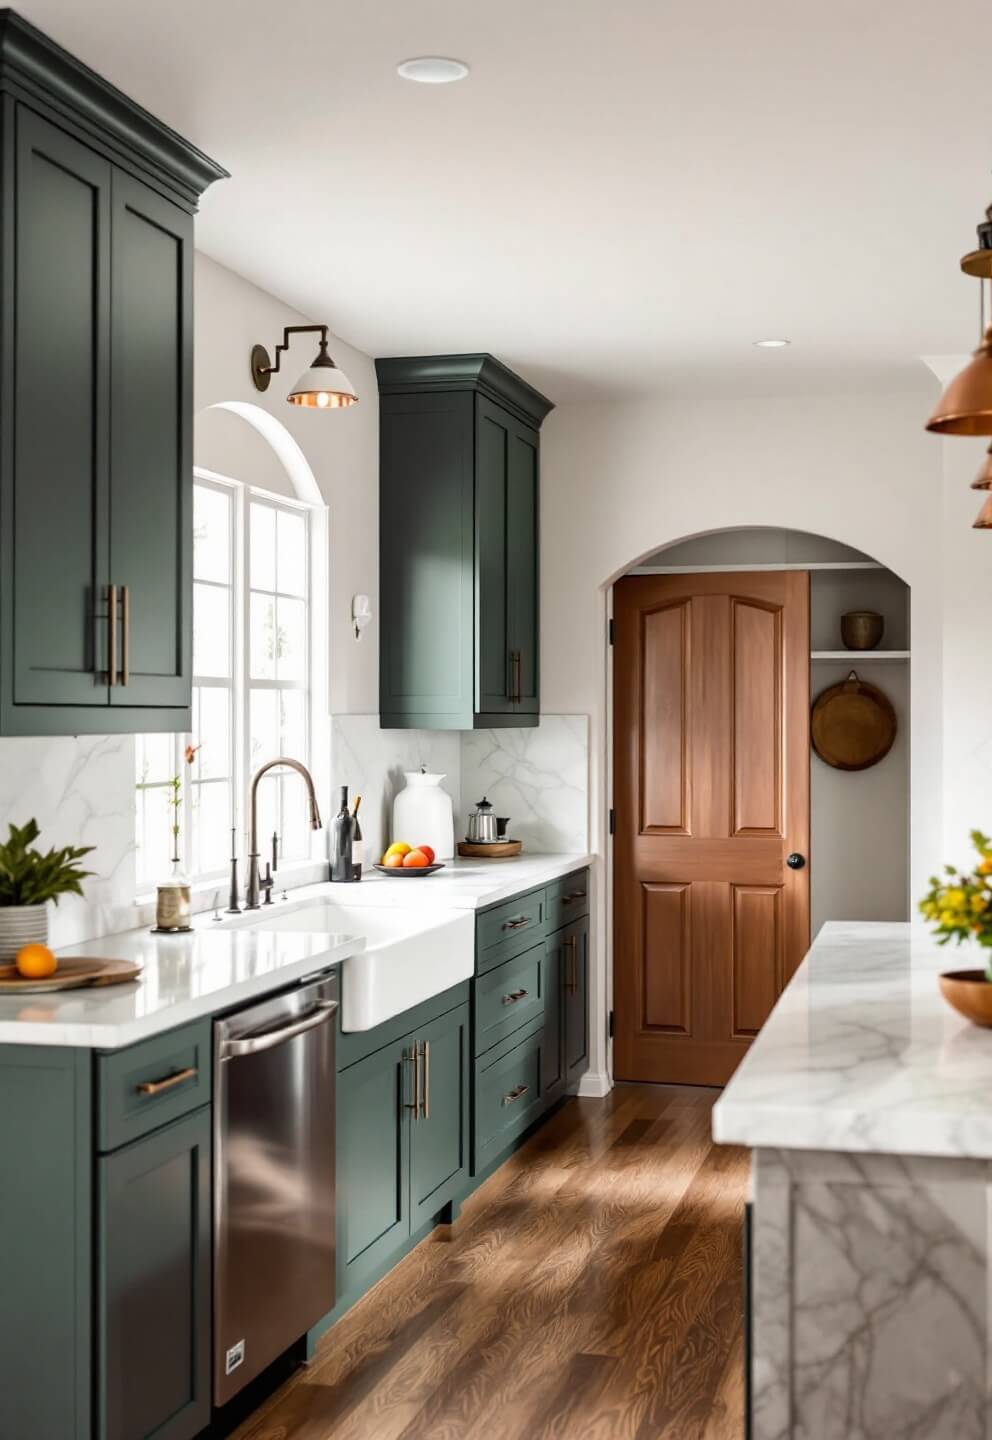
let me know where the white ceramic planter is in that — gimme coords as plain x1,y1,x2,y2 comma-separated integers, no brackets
0,904,48,962
392,770,455,860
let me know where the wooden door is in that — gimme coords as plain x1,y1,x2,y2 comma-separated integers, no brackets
409,1005,470,1228
613,571,810,1086
109,169,193,718
98,1106,211,1440
8,105,112,713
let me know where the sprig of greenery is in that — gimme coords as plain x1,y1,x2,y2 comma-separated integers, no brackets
920,830,992,979
0,819,95,908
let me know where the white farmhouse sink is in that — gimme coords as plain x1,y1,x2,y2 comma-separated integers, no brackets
241,899,474,1031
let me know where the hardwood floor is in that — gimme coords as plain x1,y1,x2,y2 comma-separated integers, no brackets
233,1084,748,1440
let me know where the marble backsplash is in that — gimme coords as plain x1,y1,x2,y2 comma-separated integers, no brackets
0,714,589,946
459,716,589,852
0,734,137,947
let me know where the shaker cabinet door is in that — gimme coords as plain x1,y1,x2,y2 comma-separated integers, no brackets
409,1004,470,1228
109,170,193,716
506,421,539,716
565,916,590,1082
7,104,112,712
97,1106,211,1440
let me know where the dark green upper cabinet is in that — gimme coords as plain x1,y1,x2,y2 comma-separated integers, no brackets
0,10,226,735
377,354,553,729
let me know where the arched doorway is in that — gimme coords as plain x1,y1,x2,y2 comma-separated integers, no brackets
610,526,910,1086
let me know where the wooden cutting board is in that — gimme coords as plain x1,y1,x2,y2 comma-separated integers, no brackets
811,670,897,771
457,840,523,858
0,957,142,993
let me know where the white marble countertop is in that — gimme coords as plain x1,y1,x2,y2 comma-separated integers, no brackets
322,852,593,909
0,926,363,1049
0,852,592,1050
714,921,992,1161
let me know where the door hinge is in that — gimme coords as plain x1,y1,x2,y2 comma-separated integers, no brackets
608,617,615,645
609,808,615,835
608,1009,615,1039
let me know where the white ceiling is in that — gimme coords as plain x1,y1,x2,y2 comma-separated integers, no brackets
16,0,992,400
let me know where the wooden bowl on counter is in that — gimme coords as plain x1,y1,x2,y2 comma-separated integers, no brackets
939,969,992,1027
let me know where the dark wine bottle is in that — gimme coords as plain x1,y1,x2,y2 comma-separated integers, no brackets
352,794,364,880
330,785,355,882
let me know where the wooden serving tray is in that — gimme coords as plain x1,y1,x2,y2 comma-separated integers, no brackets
0,957,142,994
457,840,523,859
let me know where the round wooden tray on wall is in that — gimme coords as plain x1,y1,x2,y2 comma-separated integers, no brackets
811,670,897,771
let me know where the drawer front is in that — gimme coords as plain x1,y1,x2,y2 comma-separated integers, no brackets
97,1019,212,1153
547,868,590,933
474,1025,544,1169
476,888,546,973
474,941,545,1057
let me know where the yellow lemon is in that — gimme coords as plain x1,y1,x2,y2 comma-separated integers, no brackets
384,842,412,859
15,943,57,979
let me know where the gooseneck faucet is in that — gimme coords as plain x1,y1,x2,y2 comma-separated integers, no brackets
245,757,322,909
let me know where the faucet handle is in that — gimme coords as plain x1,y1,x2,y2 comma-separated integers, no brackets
261,862,275,905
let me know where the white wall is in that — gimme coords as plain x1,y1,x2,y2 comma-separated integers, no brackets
194,253,379,716
541,385,946,1090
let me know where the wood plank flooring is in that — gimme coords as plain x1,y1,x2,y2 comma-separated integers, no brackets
233,1084,748,1440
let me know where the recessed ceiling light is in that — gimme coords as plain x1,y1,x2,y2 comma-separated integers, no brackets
753,338,791,348
397,57,470,84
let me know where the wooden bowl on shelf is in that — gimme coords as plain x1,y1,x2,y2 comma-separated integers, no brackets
841,610,884,651
939,969,992,1027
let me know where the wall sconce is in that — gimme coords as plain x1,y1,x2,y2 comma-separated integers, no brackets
250,324,358,409
352,594,372,640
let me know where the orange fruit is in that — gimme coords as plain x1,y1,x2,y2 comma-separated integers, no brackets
384,842,412,859
382,852,406,868
416,845,436,864
403,849,429,868
15,943,57,979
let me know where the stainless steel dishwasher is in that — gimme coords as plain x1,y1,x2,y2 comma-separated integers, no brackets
214,970,338,1406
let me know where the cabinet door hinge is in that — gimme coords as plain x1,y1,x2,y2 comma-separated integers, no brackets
609,808,615,835
608,617,615,645
608,1008,615,1039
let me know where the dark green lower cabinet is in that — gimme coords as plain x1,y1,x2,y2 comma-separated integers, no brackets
98,1105,211,1440
564,916,591,1082
541,933,566,1107
337,1003,469,1301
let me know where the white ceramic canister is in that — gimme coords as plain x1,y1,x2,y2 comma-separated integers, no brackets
392,769,455,860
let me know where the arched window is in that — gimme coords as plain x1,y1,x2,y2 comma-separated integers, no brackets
135,405,328,893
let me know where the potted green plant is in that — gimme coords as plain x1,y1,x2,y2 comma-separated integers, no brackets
920,829,992,1025
0,820,95,961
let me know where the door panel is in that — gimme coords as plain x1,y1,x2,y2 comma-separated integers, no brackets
564,915,590,1081
337,1038,410,1293
476,403,511,714
507,424,539,714
109,170,192,712
98,1106,211,1440
11,106,111,708
614,571,809,1086
541,934,565,1105
409,1006,469,1228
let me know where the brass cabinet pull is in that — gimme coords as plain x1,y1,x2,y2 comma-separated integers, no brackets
404,1047,420,1118
136,1065,197,1097
503,916,532,931
120,585,130,686
107,583,118,686
502,1083,529,1107
562,891,587,904
509,650,522,704
420,1040,430,1120
498,984,529,1008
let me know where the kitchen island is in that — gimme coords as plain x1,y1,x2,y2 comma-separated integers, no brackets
714,920,992,1440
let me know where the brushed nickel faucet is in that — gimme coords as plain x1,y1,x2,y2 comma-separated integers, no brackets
245,757,322,909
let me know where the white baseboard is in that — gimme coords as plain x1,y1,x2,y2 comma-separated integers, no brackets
575,1071,612,1098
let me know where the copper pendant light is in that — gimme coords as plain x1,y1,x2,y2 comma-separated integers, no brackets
927,204,992,436
973,492,992,528
971,442,992,490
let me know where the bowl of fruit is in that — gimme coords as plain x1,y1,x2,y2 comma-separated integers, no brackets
374,842,444,877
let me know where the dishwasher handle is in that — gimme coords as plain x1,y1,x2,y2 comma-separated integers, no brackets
219,999,338,1060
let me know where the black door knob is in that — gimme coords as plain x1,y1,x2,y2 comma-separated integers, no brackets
786,852,806,870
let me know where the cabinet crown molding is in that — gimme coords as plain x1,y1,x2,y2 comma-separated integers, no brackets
375,353,555,430
0,8,228,209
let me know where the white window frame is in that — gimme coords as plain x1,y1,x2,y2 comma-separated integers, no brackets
136,467,329,895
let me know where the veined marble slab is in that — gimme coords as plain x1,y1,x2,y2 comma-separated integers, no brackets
714,920,992,1161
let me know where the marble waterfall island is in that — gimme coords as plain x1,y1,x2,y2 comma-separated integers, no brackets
714,921,992,1440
